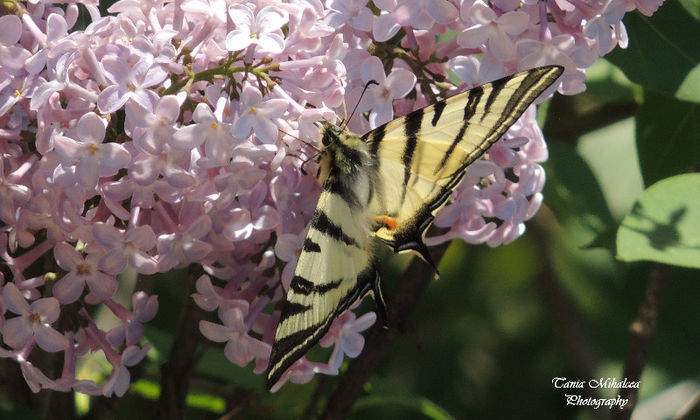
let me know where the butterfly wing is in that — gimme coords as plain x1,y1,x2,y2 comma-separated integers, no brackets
266,189,382,389
363,66,563,265
266,66,562,389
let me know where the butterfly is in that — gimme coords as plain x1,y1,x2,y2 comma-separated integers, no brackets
266,65,564,389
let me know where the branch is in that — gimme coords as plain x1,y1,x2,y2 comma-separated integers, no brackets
156,265,207,420
319,239,452,420
611,263,672,420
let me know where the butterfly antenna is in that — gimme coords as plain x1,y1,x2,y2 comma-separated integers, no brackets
279,128,322,154
299,152,321,175
340,80,379,130
284,152,318,175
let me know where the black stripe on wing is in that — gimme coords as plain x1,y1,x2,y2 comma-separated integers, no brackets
435,86,484,174
400,108,423,203
266,266,383,389
310,210,360,248
365,122,385,155
290,275,343,296
479,68,560,158
302,238,321,253
283,301,312,317
481,76,507,120
378,66,563,266
431,101,446,126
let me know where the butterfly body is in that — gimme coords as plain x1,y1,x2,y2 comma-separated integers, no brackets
267,66,564,389
266,123,387,389
317,124,379,211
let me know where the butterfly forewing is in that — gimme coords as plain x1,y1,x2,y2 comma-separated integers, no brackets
267,190,377,389
364,66,563,261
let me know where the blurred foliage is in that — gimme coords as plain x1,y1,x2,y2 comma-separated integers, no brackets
606,0,700,103
635,91,700,186
7,2,700,419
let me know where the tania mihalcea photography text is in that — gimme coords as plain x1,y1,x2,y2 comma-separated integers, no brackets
551,377,640,409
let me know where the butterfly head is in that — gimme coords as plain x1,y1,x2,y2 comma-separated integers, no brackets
320,122,342,147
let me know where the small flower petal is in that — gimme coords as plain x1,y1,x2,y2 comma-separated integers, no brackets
34,325,69,352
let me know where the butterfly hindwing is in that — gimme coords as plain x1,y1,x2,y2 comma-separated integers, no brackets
363,66,564,263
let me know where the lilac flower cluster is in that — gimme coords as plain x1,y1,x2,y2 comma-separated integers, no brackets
0,0,664,394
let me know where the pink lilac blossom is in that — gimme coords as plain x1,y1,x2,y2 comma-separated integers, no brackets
457,1,530,61
226,5,288,55
357,56,417,128
232,85,289,143
321,311,377,370
53,112,131,189
199,302,272,367
105,292,159,347
0,0,665,395
53,241,117,303
2,283,68,352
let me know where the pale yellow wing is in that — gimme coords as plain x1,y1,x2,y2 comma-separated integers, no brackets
266,190,383,389
363,66,563,265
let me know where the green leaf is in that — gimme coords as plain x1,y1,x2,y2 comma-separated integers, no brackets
186,392,227,414
543,141,614,234
130,379,226,414
617,174,700,268
583,59,637,103
577,117,644,221
680,0,700,19
606,1,700,103
354,394,455,420
581,225,617,252
131,379,161,399
635,378,700,418
636,90,700,186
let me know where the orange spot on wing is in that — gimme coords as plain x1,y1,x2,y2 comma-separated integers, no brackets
374,216,398,231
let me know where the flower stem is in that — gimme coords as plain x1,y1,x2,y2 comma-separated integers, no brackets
163,62,280,96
